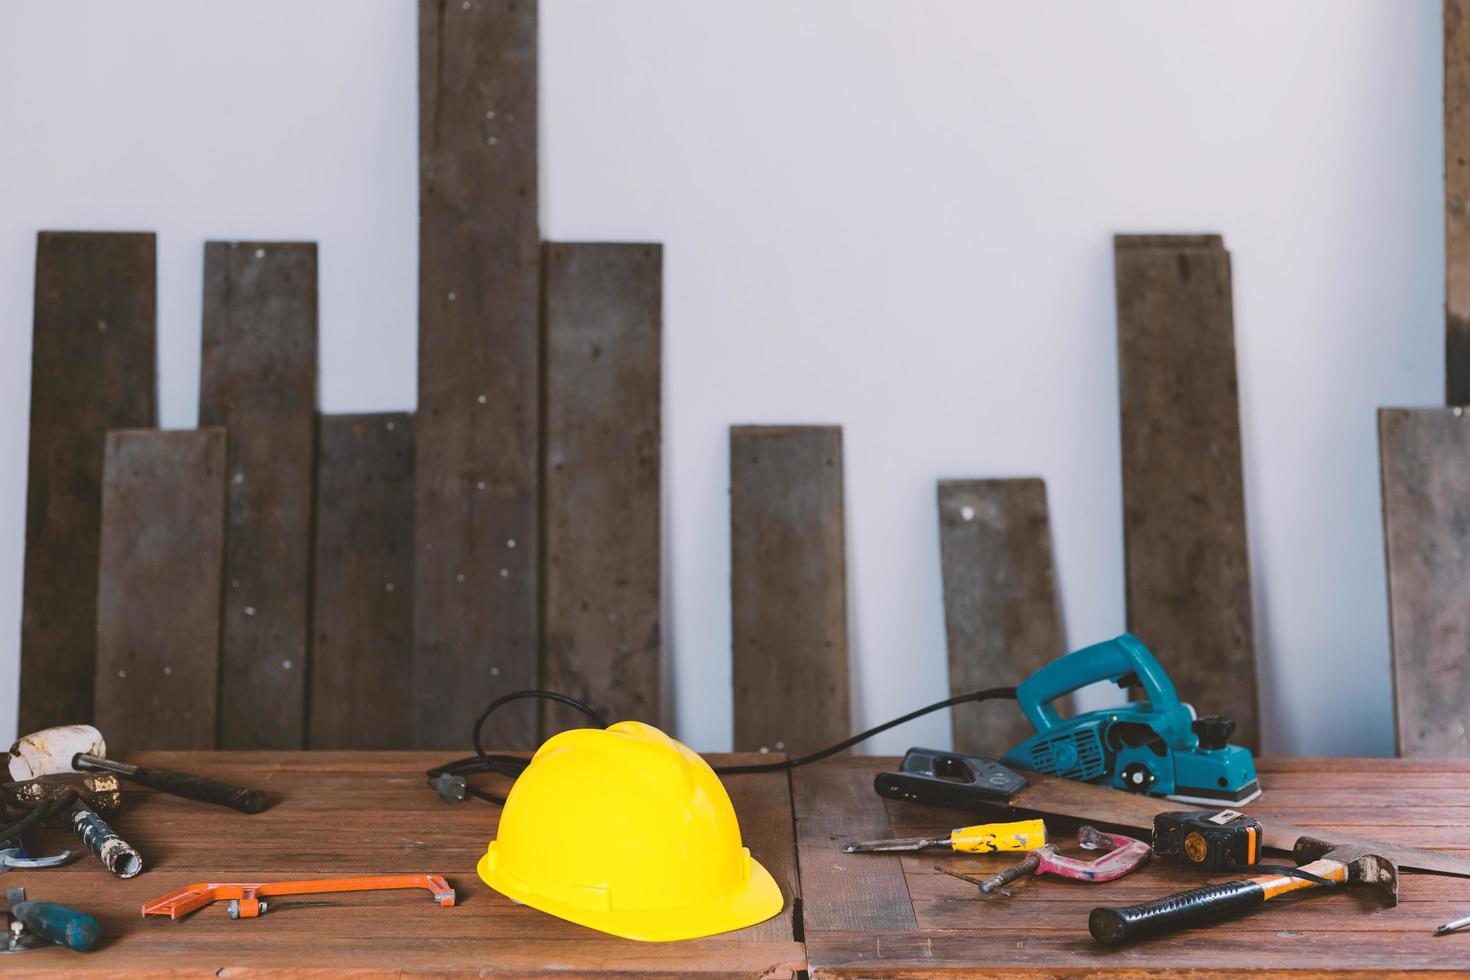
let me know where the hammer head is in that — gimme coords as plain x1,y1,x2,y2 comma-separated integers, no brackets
6,726,106,781
1293,836,1399,906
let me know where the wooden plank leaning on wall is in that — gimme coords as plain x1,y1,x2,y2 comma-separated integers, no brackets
541,243,662,735
1380,409,1470,756
1113,234,1260,748
94,429,227,751
310,413,416,748
937,478,1067,754
416,0,540,750
19,231,156,735
200,241,318,749
1448,0,1470,402
730,426,850,756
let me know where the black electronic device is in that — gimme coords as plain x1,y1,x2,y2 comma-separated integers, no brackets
873,748,1028,810
1152,809,1263,870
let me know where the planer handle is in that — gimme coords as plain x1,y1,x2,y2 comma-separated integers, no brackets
1014,634,1182,734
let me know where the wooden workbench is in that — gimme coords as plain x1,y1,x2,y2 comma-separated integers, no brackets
7,753,1470,976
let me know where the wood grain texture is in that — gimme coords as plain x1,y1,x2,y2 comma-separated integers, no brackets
310,413,415,749
1114,234,1259,748
19,231,156,734
541,243,662,735
798,756,1470,977
8,751,803,978
94,429,226,751
730,426,850,755
200,241,317,750
937,478,1066,754
791,761,917,934
1380,407,1470,757
1449,0,1470,402
416,0,540,750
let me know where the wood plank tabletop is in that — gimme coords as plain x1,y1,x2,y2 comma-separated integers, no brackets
4,751,804,978
13,752,1470,976
795,756,1470,977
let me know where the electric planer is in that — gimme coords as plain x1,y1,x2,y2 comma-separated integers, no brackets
1000,633,1260,805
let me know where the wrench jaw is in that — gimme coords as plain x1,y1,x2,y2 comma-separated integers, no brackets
0,841,72,874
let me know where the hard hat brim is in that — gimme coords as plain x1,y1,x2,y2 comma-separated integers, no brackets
477,848,785,942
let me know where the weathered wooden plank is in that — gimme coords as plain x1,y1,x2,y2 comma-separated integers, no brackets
937,478,1066,754
93,429,226,751
1448,0,1470,402
415,0,540,749
730,426,849,755
791,762,918,934
1379,407,1470,756
309,413,415,749
19,231,156,734
199,241,317,749
541,243,661,735
1113,234,1259,748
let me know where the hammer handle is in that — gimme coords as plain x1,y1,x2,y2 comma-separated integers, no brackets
126,766,269,814
1090,879,1265,945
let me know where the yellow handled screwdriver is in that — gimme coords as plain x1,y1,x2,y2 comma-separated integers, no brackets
843,818,1047,854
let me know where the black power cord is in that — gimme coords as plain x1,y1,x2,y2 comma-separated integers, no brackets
426,686,1020,805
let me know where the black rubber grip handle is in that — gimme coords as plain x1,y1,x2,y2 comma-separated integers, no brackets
1090,879,1266,945
129,766,270,814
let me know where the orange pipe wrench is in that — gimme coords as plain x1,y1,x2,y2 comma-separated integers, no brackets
142,874,455,920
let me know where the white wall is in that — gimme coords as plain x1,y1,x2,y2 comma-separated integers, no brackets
0,1,1443,756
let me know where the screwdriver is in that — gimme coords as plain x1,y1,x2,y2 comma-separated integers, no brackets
843,818,1047,854
1435,911,1470,936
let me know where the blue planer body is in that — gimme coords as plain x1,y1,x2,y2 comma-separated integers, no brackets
1000,634,1261,805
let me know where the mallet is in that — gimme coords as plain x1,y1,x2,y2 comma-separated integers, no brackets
8,726,269,814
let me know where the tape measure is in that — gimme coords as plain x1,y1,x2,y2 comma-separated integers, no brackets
1151,809,1262,870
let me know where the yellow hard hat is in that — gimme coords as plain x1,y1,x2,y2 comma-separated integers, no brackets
477,721,783,942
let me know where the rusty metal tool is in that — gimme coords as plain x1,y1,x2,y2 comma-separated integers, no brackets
142,875,456,920
0,776,138,878
69,801,141,878
936,825,1150,897
1089,836,1397,945
8,726,269,814
844,818,1046,854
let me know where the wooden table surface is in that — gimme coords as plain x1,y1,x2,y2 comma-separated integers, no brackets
7,752,1470,976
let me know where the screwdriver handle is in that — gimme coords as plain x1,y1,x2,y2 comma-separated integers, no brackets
11,900,101,952
128,765,269,814
70,804,143,879
75,755,269,814
949,818,1048,853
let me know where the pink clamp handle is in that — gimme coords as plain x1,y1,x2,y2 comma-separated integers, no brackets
1035,826,1150,883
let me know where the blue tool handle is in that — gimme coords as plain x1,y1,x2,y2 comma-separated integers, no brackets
11,900,100,952
1015,634,1180,733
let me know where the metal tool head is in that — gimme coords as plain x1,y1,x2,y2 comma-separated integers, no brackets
2,773,121,818
6,727,105,781
0,847,72,874
842,836,946,854
1293,836,1399,906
